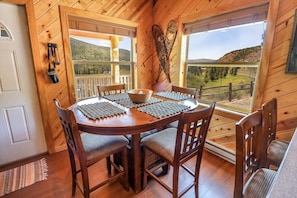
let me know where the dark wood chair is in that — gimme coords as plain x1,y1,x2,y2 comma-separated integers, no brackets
97,83,126,97
262,98,289,168
234,110,277,198
168,85,198,128
141,102,215,198
171,85,197,99
54,98,129,198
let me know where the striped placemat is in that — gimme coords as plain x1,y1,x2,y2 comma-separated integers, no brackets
77,102,126,120
154,92,191,101
137,101,190,118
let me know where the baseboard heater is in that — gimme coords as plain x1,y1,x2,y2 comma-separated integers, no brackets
204,141,235,164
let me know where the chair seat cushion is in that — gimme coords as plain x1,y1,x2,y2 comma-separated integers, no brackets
141,128,177,163
267,140,289,166
243,168,277,198
80,133,129,161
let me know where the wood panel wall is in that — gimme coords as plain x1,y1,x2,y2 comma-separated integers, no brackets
152,0,297,142
3,0,297,154
263,0,297,139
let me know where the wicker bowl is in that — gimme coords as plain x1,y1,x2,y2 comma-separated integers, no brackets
128,89,153,103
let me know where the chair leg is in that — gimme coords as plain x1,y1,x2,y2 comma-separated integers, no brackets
172,166,179,198
143,148,149,189
195,182,199,198
121,148,129,190
106,156,112,174
68,150,77,196
84,192,90,198
71,166,77,197
80,165,90,198
194,157,202,198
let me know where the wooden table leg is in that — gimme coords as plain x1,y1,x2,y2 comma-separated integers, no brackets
130,134,142,193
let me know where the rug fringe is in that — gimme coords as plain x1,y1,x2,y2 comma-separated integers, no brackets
40,158,48,179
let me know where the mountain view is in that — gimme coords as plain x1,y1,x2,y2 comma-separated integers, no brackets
70,37,130,61
188,45,261,63
71,37,261,63
217,45,261,63
70,37,131,75
70,37,259,110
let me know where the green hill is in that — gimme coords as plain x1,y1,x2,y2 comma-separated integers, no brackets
217,46,261,63
70,37,131,75
70,37,130,61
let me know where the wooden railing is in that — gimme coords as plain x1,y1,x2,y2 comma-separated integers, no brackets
75,74,131,101
198,81,254,102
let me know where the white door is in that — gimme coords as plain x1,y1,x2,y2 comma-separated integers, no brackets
0,2,47,165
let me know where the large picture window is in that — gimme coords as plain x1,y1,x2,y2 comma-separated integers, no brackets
67,16,136,101
183,4,268,113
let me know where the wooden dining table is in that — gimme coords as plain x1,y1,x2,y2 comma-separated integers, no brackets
69,93,198,193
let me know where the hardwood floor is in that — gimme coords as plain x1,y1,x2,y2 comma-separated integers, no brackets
1,150,235,198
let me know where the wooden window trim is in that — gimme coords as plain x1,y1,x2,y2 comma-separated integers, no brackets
183,3,269,35
59,5,138,104
68,15,136,37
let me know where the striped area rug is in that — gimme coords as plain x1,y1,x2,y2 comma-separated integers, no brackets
0,158,48,196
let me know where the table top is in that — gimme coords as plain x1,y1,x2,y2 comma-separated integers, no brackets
69,93,199,135
267,128,297,197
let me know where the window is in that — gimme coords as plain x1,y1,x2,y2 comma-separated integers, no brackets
68,16,136,101
0,22,11,39
183,4,268,113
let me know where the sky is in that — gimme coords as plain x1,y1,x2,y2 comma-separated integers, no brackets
188,22,266,60
73,21,266,60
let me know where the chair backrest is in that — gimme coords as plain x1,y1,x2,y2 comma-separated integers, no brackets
97,84,126,97
171,85,197,99
54,99,86,161
262,98,277,149
174,102,215,164
234,110,266,198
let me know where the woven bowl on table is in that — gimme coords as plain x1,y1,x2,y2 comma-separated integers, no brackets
127,89,153,103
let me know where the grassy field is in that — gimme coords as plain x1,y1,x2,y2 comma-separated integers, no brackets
186,68,255,112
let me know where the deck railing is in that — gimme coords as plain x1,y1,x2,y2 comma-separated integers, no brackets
198,81,254,101
75,74,131,101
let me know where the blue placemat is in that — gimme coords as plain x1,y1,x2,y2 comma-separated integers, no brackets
77,102,126,120
154,92,191,101
137,101,191,118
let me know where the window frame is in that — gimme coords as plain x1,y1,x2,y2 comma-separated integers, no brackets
178,2,275,112
59,6,138,104
69,34,135,101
